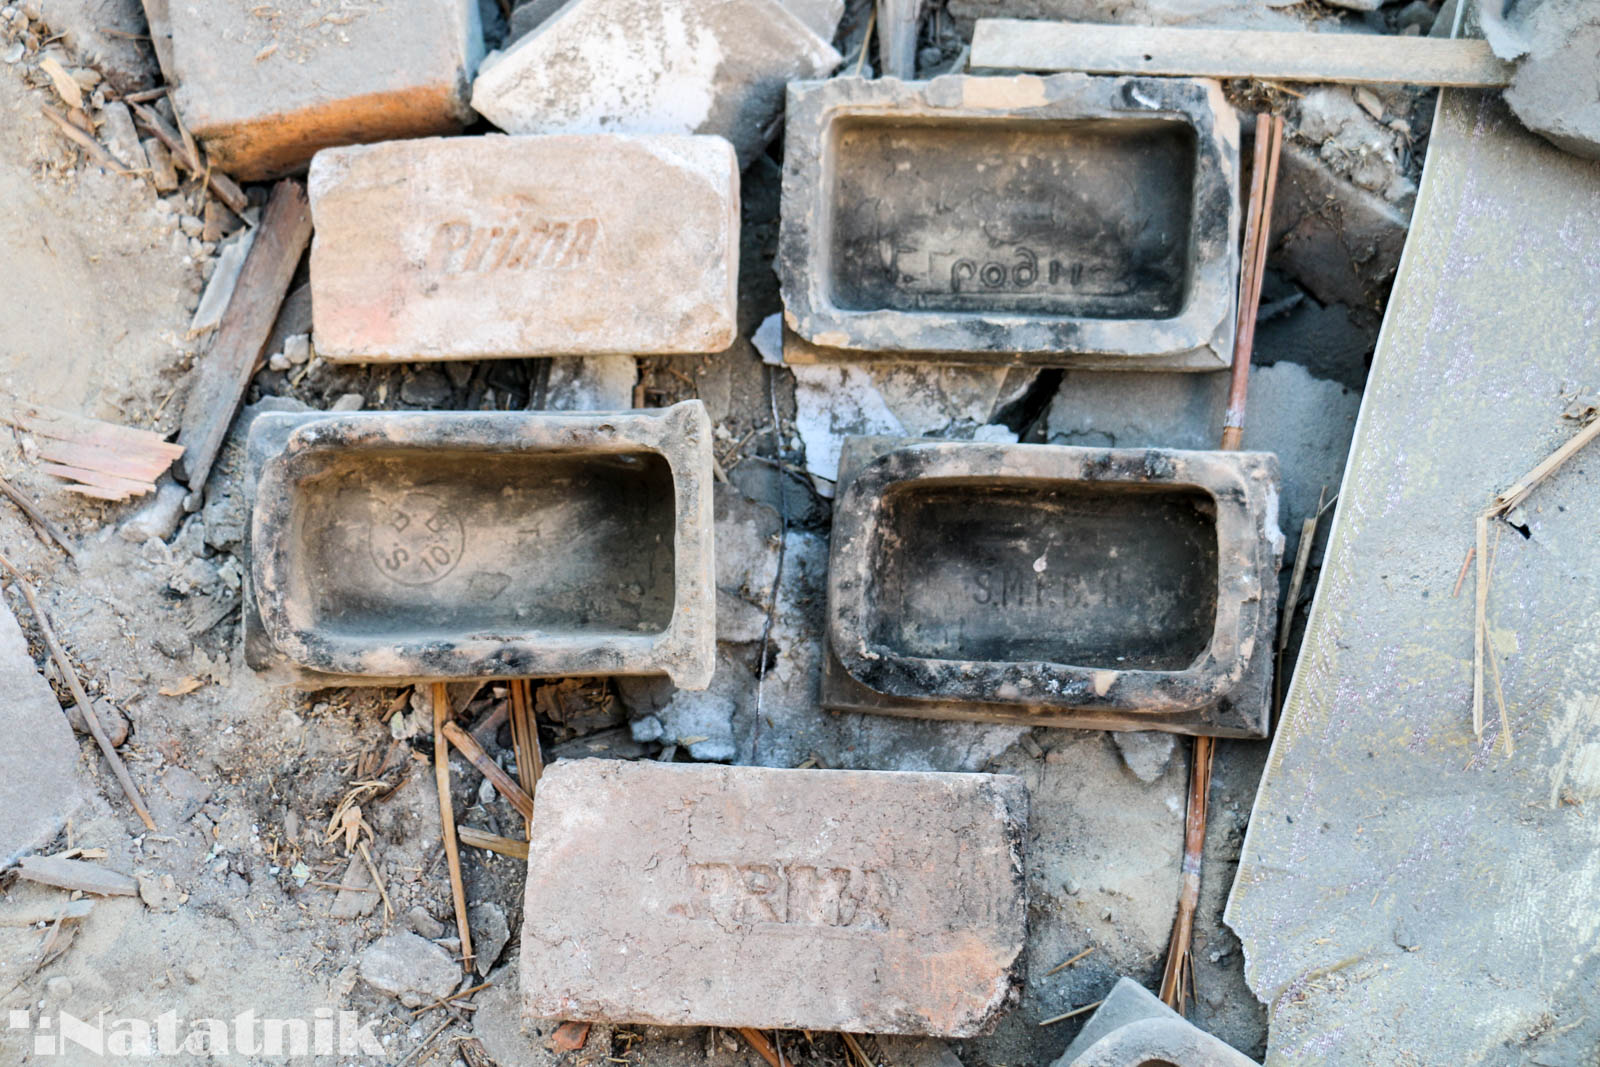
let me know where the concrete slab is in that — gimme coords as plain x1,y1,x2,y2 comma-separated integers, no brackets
519,759,1028,1035
168,0,483,180
1226,91,1600,1064
778,74,1240,366
824,437,1282,736
470,0,841,167
243,402,715,689
308,134,738,360
1052,977,1257,1066
0,598,86,865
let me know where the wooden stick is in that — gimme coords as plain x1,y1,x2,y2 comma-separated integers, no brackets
0,476,80,564
739,1027,788,1067
433,683,474,974
1221,114,1284,451
38,103,133,174
174,180,311,493
969,20,1515,87
356,840,393,922
508,678,543,839
125,100,248,215
1161,112,1284,1012
1043,945,1094,977
0,553,155,830
1491,416,1600,517
1038,999,1105,1026
456,825,529,861
510,678,544,784
408,981,491,1019
440,720,534,821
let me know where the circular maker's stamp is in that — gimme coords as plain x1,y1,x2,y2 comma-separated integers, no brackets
368,492,465,586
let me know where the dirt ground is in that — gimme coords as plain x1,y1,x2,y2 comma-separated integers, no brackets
0,1,1428,1064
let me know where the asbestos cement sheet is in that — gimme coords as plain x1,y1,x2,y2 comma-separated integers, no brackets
1225,90,1600,1063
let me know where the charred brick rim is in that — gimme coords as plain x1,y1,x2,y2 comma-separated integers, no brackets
248,401,715,687
827,439,1278,718
777,73,1240,364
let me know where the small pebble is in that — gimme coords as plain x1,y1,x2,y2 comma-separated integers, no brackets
267,351,291,372
178,214,204,237
283,333,311,365
330,392,364,411
44,976,72,1001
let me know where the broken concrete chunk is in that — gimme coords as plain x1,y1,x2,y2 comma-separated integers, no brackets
328,855,378,920
468,901,509,976
1110,731,1176,783
1503,3,1600,161
825,437,1282,736
521,759,1028,1035
18,855,139,897
136,873,182,912
308,134,738,361
141,136,178,192
1052,977,1257,1066
358,931,460,1003
0,599,86,867
470,0,840,166
244,402,715,689
98,101,143,171
167,0,484,179
778,74,1240,367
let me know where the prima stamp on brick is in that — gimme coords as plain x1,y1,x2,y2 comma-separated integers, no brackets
520,760,1028,1036
307,134,739,360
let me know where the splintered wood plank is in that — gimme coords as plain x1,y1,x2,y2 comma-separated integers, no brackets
37,463,155,499
969,20,1515,87
0,402,183,499
35,441,172,485
2,402,183,457
174,179,312,493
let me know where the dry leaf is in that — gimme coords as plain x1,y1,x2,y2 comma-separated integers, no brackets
158,677,203,697
38,56,83,110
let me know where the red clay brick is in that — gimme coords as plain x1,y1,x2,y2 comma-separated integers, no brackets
168,0,483,180
307,134,739,360
520,759,1028,1036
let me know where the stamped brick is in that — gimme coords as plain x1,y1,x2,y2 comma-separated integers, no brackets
520,759,1028,1036
307,134,739,361
168,0,483,181
243,402,716,689
824,437,1283,737
778,74,1240,367
470,0,841,166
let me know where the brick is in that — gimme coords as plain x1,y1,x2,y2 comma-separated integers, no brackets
824,437,1282,737
520,759,1028,1036
307,134,739,360
168,0,483,181
244,402,716,689
778,74,1240,367
470,0,841,166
